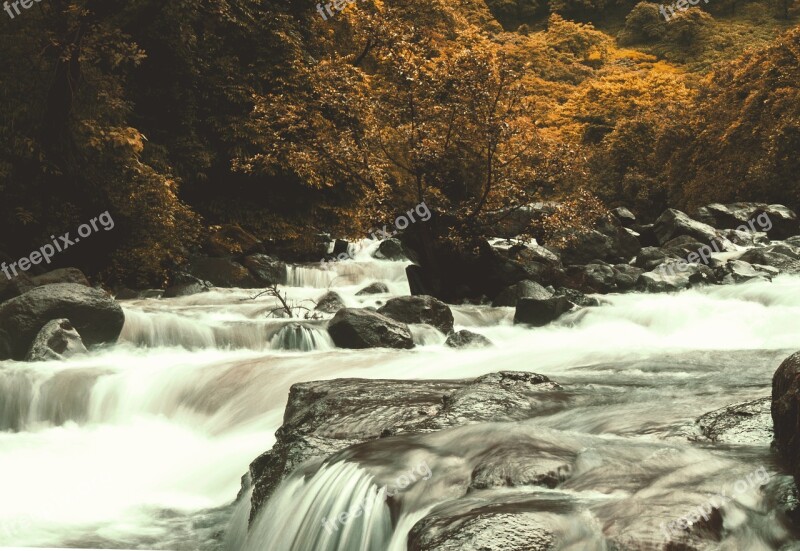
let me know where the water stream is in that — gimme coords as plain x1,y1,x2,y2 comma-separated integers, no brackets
2,242,800,549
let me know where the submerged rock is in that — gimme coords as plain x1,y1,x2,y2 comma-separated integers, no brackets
694,398,772,446
327,308,415,349
356,282,390,296
242,254,287,286
445,330,492,349
373,238,408,261
315,290,346,314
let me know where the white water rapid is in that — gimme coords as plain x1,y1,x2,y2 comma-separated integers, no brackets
2,239,800,549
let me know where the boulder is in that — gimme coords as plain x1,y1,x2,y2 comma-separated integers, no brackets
445,330,493,349
204,224,262,257
492,280,552,307
315,291,346,314
164,273,212,298
633,247,681,271
186,257,259,288
738,249,800,275
377,295,454,334
356,282,390,296
611,206,636,227
694,398,772,446
242,254,287,286
772,352,800,475
327,308,414,349
552,287,599,307
31,268,90,287
513,297,573,326
550,217,640,265
636,262,716,293
695,203,764,229
25,319,88,362
372,238,408,261
652,209,720,246
0,283,124,360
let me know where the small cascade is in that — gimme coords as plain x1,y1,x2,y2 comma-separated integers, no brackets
409,324,446,346
243,461,393,551
270,323,334,352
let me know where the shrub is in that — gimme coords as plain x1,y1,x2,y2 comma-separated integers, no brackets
619,2,667,45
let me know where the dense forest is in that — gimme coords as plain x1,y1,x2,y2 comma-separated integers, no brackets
0,0,798,287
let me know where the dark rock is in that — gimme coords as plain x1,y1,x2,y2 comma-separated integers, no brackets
724,228,769,247
205,224,262,257
722,260,770,284
752,204,799,240
186,257,259,288
552,287,599,307
631,223,659,247
653,209,721,246
550,216,640,265
612,206,636,227
373,238,408,261
612,264,644,291
25,319,88,362
695,203,764,229
633,247,681,271
315,291,346,314
514,297,573,326
331,239,350,257
406,264,432,296
377,295,454,334
563,263,616,294
694,398,772,446
115,288,165,300
164,272,212,298
738,249,800,275
242,254,287,286
662,235,708,257
492,280,552,307
247,371,560,520
772,352,800,476
0,283,124,360
356,282,390,296
445,330,492,348
327,308,414,349
31,268,90,287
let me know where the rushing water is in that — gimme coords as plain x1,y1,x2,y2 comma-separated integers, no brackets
2,240,800,549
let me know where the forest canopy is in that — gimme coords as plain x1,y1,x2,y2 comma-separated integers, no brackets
0,0,798,286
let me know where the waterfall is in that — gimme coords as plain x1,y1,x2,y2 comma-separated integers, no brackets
244,461,393,551
270,323,334,351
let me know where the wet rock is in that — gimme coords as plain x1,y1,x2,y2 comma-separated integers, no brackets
633,247,681,271
373,238,408,261
612,264,644,291
772,351,800,475
694,398,772,446
636,262,716,293
739,249,800,275
204,224,263,257
409,503,558,551
514,297,573,326
612,206,636,227
653,209,721,246
164,273,212,298
356,282,390,296
0,283,124,360
563,263,639,294
115,288,164,300
186,257,259,288
327,308,415,349
695,203,764,229
377,295,454,334
247,371,559,520
492,280,552,307
315,291,346,314
445,330,492,349
552,287,599,307
724,228,769,247
242,254,287,286
721,260,770,284
25,318,88,362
